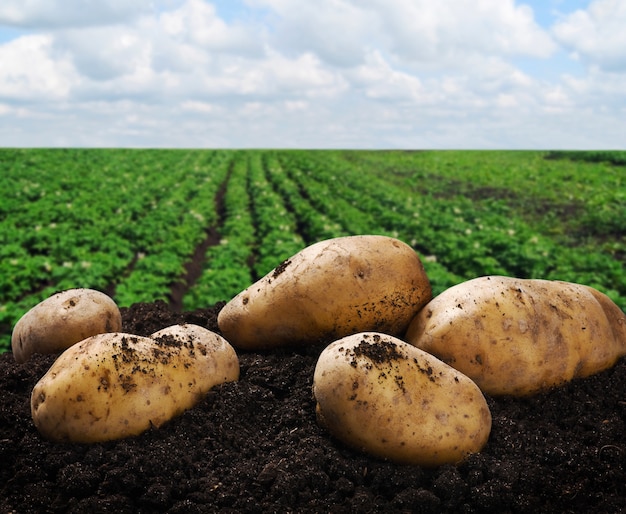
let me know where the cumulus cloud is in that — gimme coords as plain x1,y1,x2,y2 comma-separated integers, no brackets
0,0,155,28
250,0,556,68
0,0,624,148
246,0,379,67
349,50,428,103
158,0,261,56
552,0,626,71
0,35,77,100
368,0,556,63
52,26,152,82
2,0,349,106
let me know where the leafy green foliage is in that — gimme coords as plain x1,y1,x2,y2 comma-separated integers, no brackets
546,150,626,166
1,149,624,353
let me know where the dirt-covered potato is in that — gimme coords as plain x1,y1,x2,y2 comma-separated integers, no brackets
218,235,432,350
12,288,122,364
31,325,239,443
405,276,626,396
313,332,492,467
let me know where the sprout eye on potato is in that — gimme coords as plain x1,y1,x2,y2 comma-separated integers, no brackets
218,235,432,350
313,332,492,467
405,276,626,396
30,324,239,443
12,288,122,364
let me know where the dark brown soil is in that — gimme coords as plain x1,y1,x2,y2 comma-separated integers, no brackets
1,300,625,513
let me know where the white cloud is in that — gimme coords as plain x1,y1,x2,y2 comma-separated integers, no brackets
251,0,556,68
368,0,556,63
552,0,626,71
250,51,348,98
247,0,378,67
159,0,261,55
0,0,155,28
7,1,346,106
0,34,77,100
0,0,623,148
52,26,152,82
181,100,216,113
349,50,428,103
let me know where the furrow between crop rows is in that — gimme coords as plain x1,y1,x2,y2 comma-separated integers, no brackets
183,154,255,310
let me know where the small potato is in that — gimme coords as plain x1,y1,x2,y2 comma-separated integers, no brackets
31,325,239,443
218,235,432,350
12,288,122,364
405,276,626,396
313,332,492,467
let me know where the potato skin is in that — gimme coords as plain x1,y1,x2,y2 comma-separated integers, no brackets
12,288,122,364
31,325,239,443
218,235,432,350
405,276,626,396
313,332,492,467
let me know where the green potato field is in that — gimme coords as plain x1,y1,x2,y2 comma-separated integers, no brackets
1,149,624,352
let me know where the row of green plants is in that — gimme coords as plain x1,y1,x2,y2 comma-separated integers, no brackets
1,149,624,352
262,153,344,244
273,151,529,293
279,150,625,309
347,150,625,254
246,153,305,278
398,150,625,282
114,151,232,306
546,150,626,166
0,149,231,349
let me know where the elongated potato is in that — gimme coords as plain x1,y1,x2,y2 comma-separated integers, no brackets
405,276,626,396
313,333,491,466
12,288,122,364
218,235,432,350
31,325,239,443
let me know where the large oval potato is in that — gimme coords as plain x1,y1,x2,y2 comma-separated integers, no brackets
313,332,492,467
12,288,122,364
218,235,432,350
31,325,239,443
405,276,626,396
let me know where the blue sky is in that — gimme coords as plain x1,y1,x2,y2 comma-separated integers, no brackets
0,0,624,148
528,0,591,25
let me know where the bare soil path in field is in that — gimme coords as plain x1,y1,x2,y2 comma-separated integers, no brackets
168,163,232,312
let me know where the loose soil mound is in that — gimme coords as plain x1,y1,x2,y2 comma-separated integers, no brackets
1,301,625,513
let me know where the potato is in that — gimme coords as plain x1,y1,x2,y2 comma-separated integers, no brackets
405,276,626,396
313,333,491,466
218,235,432,350
12,288,122,364
31,325,239,443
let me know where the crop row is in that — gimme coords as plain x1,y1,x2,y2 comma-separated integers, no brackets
546,150,626,166
270,151,540,290
0,149,232,349
191,148,625,309
1,149,624,352
182,153,310,309
347,150,626,257
284,152,626,308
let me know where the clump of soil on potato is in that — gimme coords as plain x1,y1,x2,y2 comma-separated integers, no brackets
1,300,625,513
350,334,406,365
